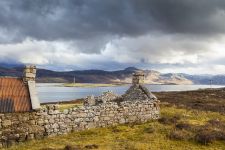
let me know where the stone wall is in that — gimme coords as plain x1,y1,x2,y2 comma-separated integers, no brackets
0,99,160,148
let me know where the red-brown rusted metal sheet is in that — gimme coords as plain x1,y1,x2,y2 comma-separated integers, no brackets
0,77,32,113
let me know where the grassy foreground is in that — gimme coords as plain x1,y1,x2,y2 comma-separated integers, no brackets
4,104,225,150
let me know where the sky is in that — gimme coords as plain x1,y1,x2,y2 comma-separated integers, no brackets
0,0,225,74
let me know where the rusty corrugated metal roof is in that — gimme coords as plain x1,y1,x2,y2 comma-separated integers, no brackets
0,77,32,113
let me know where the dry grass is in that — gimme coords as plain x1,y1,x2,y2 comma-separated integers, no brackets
155,88,225,114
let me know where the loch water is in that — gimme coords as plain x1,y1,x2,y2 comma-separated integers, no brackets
37,83,225,103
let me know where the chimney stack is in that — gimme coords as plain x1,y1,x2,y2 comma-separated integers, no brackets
23,65,40,110
132,71,145,85
23,65,36,83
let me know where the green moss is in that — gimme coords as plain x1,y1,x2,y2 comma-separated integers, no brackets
58,103,83,111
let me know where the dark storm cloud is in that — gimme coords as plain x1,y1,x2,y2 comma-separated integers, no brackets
0,0,225,43
1,0,225,74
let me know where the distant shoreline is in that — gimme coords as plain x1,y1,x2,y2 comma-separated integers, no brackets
61,83,127,87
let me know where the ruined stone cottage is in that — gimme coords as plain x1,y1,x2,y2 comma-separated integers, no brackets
0,65,40,113
0,69,160,148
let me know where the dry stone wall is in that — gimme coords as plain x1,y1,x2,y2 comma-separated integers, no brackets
0,99,160,148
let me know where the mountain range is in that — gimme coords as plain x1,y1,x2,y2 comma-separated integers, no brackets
0,65,224,85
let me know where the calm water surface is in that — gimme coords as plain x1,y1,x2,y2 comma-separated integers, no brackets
37,83,225,103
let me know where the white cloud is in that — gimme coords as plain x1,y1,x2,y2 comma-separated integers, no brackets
101,34,211,65
157,65,225,75
0,34,225,74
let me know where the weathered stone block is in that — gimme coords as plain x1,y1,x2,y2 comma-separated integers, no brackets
63,109,69,114
2,120,11,127
103,117,111,121
77,113,87,118
27,133,35,140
